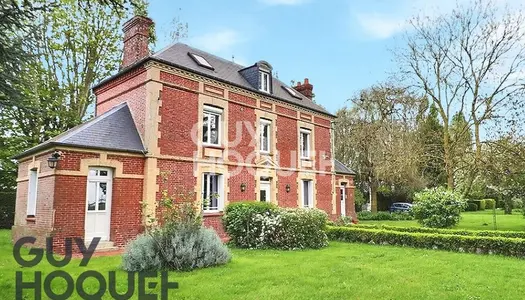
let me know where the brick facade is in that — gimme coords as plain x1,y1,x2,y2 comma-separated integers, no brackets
13,18,356,253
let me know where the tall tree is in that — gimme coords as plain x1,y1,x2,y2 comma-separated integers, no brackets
0,0,146,191
334,84,425,212
418,103,446,187
396,0,525,190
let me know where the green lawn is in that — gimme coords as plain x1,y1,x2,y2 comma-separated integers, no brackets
360,210,525,231
2,230,525,299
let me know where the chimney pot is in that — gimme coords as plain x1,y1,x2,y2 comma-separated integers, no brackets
294,78,313,100
121,15,153,69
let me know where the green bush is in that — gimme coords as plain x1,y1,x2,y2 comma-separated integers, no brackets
412,187,467,228
354,189,367,212
351,224,525,239
326,226,525,258
357,211,414,221
223,202,328,250
125,190,231,272
513,198,524,210
122,226,231,272
470,200,486,210
484,199,496,210
466,202,478,211
222,201,278,248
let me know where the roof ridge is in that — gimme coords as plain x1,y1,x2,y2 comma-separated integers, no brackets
155,42,248,69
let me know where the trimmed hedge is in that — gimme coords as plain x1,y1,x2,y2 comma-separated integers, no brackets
357,211,414,221
351,224,525,239
484,199,496,210
327,226,525,258
470,199,486,210
223,201,328,250
466,202,478,211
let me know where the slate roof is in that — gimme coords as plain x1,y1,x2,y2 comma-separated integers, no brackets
334,159,356,175
150,43,333,117
14,103,145,159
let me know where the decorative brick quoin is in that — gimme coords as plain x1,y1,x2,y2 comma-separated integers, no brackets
12,15,357,253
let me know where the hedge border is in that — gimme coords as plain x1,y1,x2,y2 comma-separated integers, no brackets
351,224,525,239
327,226,525,258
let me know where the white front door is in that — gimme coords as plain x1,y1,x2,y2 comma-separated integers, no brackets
260,179,271,203
340,186,346,217
85,168,112,241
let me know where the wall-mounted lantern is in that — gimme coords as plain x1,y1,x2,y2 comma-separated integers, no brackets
285,184,291,193
240,183,247,192
47,151,62,169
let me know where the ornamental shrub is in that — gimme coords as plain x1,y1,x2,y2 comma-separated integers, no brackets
484,199,496,210
412,187,467,228
223,202,328,250
122,226,231,272
222,201,278,248
124,189,231,272
466,202,478,211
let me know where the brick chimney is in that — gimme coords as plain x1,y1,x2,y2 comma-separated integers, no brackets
294,78,313,99
121,15,153,69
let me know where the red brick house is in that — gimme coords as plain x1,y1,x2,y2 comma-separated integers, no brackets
12,16,356,252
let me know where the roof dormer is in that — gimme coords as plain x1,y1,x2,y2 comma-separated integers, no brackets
239,60,273,94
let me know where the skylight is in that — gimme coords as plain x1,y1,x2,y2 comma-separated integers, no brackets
188,53,214,70
283,86,301,99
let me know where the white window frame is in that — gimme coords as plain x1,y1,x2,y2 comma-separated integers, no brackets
302,180,313,208
202,173,224,212
259,71,270,93
260,119,271,154
26,168,38,216
300,128,311,159
203,106,223,146
340,186,346,217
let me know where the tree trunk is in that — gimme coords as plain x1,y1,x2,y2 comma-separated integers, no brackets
443,129,455,190
370,181,378,213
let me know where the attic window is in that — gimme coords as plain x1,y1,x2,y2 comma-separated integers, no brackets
259,71,270,93
188,53,214,70
283,86,301,99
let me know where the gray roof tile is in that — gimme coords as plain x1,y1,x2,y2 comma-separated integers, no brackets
334,159,356,175
14,103,145,159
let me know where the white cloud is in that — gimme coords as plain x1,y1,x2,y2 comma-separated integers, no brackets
353,0,468,40
259,0,308,6
189,29,244,53
356,13,407,39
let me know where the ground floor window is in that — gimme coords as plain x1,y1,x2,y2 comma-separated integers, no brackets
202,173,223,211
302,180,313,208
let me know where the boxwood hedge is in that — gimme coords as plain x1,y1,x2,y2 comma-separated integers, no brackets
327,226,525,258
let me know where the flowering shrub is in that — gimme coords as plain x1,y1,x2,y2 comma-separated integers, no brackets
223,202,328,250
412,187,467,228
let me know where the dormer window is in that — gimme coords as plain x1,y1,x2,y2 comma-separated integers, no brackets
259,71,270,93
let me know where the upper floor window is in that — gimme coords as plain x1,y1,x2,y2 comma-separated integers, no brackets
259,71,270,93
260,119,271,153
202,173,223,212
27,168,38,217
203,106,222,146
300,128,311,159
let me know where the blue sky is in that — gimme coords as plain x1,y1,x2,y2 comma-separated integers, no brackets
147,0,519,114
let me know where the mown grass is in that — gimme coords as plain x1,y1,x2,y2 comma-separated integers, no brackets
360,210,525,231
2,229,525,299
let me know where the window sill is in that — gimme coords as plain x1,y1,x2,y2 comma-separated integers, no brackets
26,217,36,223
203,144,225,150
301,157,312,161
203,212,224,217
